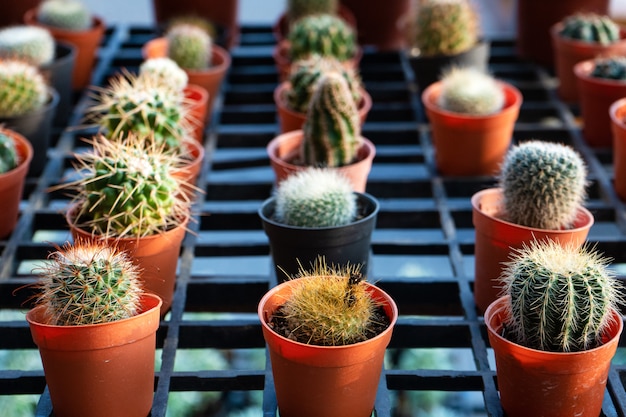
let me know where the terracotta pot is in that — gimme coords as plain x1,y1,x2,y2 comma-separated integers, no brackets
0,0,41,27
421,80,522,176
471,188,594,313
24,8,106,90
184,84,209,143
142,37,231,121
0,129,33,238
340,0,411,50
574,59,626,148
67,210,189,316
485,295,622,417
516,0,610,67
272,5,357,44
258,278,397,417
274,81,372,133
27,293,162,417
551,23,626,103
266,130,376,193
610,98,626,200
171,138,205,199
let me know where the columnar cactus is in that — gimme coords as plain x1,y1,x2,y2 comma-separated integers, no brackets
166,23,212,71
437,67,505,115
287,14,357,62
287,0,339,24
33,240,144,326
498,140,587,230
500,240,623,352
301,72,362,167
590,56,626,80
412,0,479,57
0,133,18,174
0,25,55,67
559,13,621,44
139,57,189,92
274,167,357,227
0,59,48,118
37,0,92,31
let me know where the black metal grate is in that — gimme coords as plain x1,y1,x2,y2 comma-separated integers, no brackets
1,23,626,417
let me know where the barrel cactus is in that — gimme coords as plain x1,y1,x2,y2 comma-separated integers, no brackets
411,0,479,57
0,59,48,118
139,57,188,92
274,167,357,227
301,71,362,167
437,67,505,115
0,132,18,174
0,25,55,67
287,14,357,62
500,240,623,352
166,23,212,71
37,0,92,31
590,56,626,80
498,140,587,230
559,13,621,45
33,240,144,326
287,0,339,24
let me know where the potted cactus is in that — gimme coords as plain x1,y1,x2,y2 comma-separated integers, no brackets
259,167,379,281
267,71,376,192
274,54,371,133
258,259,397,417
551,13,626,102
472,140,594,313
24,0,106,90
485,240,623,417
26,240,162,417
421,67,522,176
405,0,490,94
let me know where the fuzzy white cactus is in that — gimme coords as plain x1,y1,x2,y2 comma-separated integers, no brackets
437,67,505,115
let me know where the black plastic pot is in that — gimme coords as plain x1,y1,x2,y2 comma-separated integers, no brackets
259,192,379,282
41,42,76,127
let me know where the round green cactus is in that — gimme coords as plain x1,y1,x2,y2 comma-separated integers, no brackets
411,0,479,56
498,140,587,230
166,23,213,71
139,57,189,92
274,167,357,227
287,0,339,24
287,14,357,62
0,59,48,118
0,132,18,174
33,240,144,326
0,25,55,67
500,240,623,352
37,0,92,31
559,13,620,44
437,67,505,115
301,71,362,168
590,56,626,80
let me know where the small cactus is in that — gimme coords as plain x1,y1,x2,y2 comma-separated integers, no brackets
301,72,362,167
500,240,623,352
139,57,189,92
437,67,505,115
590,56,626,80
166,23,213,71
287,0,339,24
559,13,621,45
33,240,144,326
0,132,18,174
498,140,588,230
37,0,92,31
274,167,357,227
286,54,362,114
0,59,48,118
0,25,55,67
287,14,357,62
411,0,479,57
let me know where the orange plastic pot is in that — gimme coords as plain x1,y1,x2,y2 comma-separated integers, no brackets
267,130,375,193
485,295,622,417
184,84,209,143
471,188,594,313
274,81,372,133
0,129,33,238
172,138,205,199
422,81,522,176
258,278,397,417
610,98,626,200
27,293,162,417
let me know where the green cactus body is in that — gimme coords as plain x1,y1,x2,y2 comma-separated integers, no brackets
166,24,212,71
412,0,478,56
287,14,356,62
590,56,626,80
437,67,505,115
34,241,143,326
501,240,622,352
499,140,587,230
0,133,18,174
38,0,92,31
559,13,621,44
0,25,55,67
139,57,189,92
0,59,48,118
274,167,357,227
286,54,362,114
287,0,339,23
301,72,362,167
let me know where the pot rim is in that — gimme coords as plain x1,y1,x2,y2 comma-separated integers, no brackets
610,97,626,128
